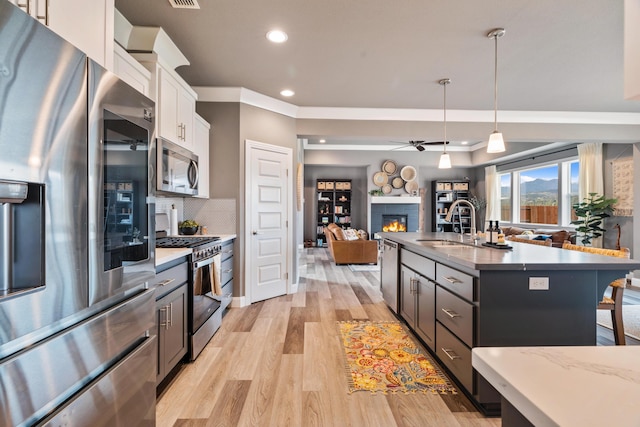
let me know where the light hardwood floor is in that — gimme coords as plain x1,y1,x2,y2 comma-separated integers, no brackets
156,248,502,426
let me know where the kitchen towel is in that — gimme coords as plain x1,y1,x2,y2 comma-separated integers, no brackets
169,205,179,235
212,253,222,296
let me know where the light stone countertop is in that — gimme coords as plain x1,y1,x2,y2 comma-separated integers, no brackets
472,346,640,427
155,247,192,267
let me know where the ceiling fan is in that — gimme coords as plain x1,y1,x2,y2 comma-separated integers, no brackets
390,140,449,151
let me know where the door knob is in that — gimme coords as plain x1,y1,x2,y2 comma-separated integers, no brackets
252,231,260,235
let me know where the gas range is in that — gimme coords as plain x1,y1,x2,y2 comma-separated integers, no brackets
156,236,221,262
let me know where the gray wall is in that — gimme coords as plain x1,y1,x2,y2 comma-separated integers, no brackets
304,149,477,239
196,102,298,298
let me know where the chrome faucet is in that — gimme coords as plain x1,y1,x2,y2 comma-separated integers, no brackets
444,199,477,241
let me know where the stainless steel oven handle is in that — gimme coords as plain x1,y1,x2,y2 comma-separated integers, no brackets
194,256,216,269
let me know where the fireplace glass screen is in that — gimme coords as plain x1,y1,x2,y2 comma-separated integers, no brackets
382,214,408,232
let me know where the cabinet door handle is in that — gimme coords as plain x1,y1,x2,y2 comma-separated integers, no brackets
443,276,463,284
35,0,48,25
17,1,29,14
158,278,175,287
408,277,415,294
441,308,461,318
159,306,168,328
167,303,173,329
441,348,461,360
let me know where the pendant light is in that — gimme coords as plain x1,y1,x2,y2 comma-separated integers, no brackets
487,28,506,153
438,78,452,169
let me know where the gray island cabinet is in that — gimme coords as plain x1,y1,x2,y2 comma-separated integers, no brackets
379,232,640,414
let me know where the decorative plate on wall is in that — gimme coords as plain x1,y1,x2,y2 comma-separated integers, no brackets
392,177,404,189
373,171,388,187
400,165,417,182
405,180,418,194
382,160,397,175
382,184,392,194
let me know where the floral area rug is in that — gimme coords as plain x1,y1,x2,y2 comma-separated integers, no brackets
337,321,457,395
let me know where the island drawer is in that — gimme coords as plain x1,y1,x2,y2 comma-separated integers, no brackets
401,249,435,280
436,264,474,301
436,286,474,347
436,322,473,393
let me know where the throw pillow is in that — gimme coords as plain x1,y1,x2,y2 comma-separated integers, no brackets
343,229,359,241
357,229,369,240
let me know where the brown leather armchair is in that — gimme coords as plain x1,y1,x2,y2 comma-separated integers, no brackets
324,224,378,265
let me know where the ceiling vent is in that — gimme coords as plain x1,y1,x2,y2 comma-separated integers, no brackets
168,0,200,9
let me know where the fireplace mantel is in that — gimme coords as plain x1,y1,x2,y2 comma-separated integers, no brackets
371,196,420,204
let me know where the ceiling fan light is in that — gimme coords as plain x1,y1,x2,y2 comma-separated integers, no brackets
487,131,505,153
438,152,451,169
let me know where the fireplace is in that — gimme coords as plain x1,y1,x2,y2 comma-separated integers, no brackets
370,199,420,239
382,214,407,232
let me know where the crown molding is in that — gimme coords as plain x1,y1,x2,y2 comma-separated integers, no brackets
192,86,640,125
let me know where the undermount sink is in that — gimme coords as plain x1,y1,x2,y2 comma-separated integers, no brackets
415,239,482,249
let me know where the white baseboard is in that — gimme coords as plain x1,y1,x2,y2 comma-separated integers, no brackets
231,296,248,308
290,282,299,294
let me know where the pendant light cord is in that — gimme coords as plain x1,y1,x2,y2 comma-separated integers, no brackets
443,81,447,153
493,32,498,132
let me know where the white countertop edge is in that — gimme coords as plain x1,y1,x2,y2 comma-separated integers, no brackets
155,247,192,267
472,346,640,427
472,348,555,427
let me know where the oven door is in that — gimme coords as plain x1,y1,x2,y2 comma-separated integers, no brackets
88,60,156,306
190,255,221,360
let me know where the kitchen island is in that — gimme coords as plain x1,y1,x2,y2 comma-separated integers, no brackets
379,231,640,414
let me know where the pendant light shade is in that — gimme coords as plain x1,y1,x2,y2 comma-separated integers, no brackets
487,28,506,154
438,78,451,169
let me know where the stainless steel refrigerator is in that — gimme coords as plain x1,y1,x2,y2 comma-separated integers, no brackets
0,1,156,425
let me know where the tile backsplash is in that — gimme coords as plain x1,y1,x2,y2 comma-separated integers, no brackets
184,198,236,234
155,197,236,235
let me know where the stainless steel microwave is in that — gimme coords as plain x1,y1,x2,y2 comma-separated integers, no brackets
157,137,199,196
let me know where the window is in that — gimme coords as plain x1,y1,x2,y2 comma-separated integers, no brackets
499,158,579,227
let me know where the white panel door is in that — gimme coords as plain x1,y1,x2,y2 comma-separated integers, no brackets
247,141,291,303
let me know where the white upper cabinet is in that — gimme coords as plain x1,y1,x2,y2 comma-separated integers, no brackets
113,44,151,97
128,27,197,151
194,114,210,199
11,0,114,69
158,66,196,150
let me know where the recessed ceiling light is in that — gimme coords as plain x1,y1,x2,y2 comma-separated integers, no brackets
461,141,469,145
280,89,295,97
319,139,326,143
266,30,288,43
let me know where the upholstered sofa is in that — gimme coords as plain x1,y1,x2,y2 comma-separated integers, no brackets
323,223,378,265
500,226,576,248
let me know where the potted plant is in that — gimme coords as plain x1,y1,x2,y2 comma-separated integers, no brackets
179,219,200,235
570,193,617,246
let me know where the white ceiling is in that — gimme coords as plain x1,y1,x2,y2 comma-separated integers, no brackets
115,0,640,154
